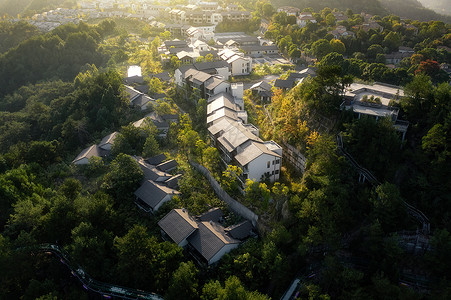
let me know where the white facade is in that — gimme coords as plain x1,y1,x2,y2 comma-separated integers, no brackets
229,56,252,76
209,243,239,264
244,152,281,182
154,194,175,212
206,80,231,98
215,66,231,80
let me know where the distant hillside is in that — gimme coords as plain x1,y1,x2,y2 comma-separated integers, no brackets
271,0,387,16
272,0,451,23
0,0,74,16
417,0,451,17
379,0,451,22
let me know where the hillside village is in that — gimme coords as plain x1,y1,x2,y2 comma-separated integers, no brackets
0,0,450,299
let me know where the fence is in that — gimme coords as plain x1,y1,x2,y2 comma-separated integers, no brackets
190,161,259,227
281,142,307,173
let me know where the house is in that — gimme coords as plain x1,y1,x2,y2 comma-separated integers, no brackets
328,25,355,39
187,220,240,265
182,68,231,98
98,132,118,151
239,45,279,57
125,85,155,110
150,71,172,83
165,174,182,189
72,145,104,165
124,75,144,85
208,118,282,183
72,131,118,164
341,82,409,141
250,81,273,102
277,6,300,16
193,61,230,79
332,11,348,22
133,113,170,137
214,33,259,47
175,61,230,86
156,159,178,172
135,157,173,182
274,79,295,90
297,13,317,28
158,208,251,265
221,11,251,23
134,180,180,213
385,52,413,65
398,46,414,53
206,92,248,125
176,50,201,64
218,49,252,76
192,40,209,51
146,153,167,165
158,208,199,247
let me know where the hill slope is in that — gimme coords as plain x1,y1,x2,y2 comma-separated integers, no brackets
272,0,451,23
379,0,451,22
417,0,451,17
0,0,74,16
272,0,387,16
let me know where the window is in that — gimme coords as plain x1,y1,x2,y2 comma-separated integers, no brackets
271,171,274,175
267,161,270,168
272,160,275,165
275,159,280,164
275,170,279,174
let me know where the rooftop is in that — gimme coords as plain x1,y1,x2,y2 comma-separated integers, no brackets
158,208,198,245
134,180,180,210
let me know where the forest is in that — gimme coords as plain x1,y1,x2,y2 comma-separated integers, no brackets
0,2,450,300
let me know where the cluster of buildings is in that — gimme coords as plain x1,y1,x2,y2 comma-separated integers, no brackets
133,154,182,213
158,208,254,265
168,4,251,26
341,82,409,141
29,8,82,31
163,37,256,76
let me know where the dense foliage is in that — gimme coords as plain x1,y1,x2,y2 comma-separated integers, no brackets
0,4,450,300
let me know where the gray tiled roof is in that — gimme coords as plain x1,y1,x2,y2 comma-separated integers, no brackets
198,208,224,222
274,79,294,89
158,209,198,245
98,132,118,148
134,180,179,209
187,221,239,263
225,220,253,240
73,144,104,163
164,174,182,189
146,153,167,165
156,159,178,172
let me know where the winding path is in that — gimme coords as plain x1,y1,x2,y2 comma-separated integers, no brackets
32,244,163,300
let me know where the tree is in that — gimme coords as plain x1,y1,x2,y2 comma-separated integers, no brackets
371,183,406,231
205,53,214,62
114,225,183,291
59,178,82,201
149,77,163,94
329,39,345,54
221,165,242,196
382,31,401,51
203,147,221,174
142,134,159,158
325,13,336,26
166,261,199,300
102,154,143,200
262,3,274,18
366,44,384,59
159,30,171,41
312,39,333,60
